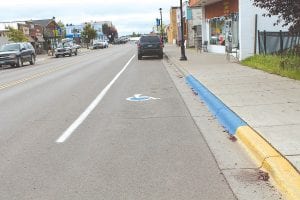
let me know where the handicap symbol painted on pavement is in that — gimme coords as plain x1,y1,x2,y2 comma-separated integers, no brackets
126,94,160,102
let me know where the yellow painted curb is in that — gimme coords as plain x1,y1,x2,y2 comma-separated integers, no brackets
236,126,300,200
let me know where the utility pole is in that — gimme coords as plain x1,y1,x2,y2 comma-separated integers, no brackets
159,8,163,43
179,0,187,60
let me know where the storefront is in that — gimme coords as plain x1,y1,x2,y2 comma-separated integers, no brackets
30,19,62,51
190,0,290,60
203,0,238,53
31,25,45,54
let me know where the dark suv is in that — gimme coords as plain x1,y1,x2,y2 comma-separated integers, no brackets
0,42,36,67
137,35,163,60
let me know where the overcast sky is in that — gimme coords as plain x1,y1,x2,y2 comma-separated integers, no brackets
0,0,180,36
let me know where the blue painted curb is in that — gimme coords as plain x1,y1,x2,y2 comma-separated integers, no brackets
186,75,247,135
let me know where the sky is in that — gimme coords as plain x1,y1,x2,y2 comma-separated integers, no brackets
0,0,180,36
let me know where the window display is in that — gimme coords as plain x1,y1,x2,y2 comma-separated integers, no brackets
209,13,238,46
209,18,225,45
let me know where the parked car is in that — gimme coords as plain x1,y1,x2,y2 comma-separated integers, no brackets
74,44,81,49
137,35,163,60
114,37,129,44
54,41,78,58
92,40,104,49
0,42,36,67
100,40,109,48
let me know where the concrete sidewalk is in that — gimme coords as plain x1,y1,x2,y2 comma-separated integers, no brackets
164,44,300,199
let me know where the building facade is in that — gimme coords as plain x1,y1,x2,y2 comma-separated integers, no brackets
30,19,62,51
65,21,111,43
187,7,203,48
186,0,290,60
168,7,179,44
0,22,18,46
0,21,48,53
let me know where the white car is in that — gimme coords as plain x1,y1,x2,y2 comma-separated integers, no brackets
92,40,104,49
100,40,109,48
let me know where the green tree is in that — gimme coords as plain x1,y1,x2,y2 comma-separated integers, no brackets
131,32,141,37
81,23,97,48
102,23,109,36
157,24,167,36
7,27,28,42
253,0,300,32
57,20,66,38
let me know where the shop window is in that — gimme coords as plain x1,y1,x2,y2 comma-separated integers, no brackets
209,13,239,47
209,18,225,46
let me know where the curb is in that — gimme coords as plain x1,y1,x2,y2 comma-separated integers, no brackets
237,126,300,200
186,75,246,135
165,52,300,200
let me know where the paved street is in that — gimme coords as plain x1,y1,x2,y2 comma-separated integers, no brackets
0,44,243,199
1,0,299,199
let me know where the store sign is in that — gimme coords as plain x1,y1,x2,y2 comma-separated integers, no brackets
224,0,230,16
192,8,202,26
186,8,192,20
182,1,189,18
22,27,29,36
36,29,42,37
176,8,181,23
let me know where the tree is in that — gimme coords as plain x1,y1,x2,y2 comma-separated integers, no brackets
253,0,300,32
57,20,66,38
102,23,109,36
81,23,97,48
131,32,141,37
7,27,28,42
107,26,118,43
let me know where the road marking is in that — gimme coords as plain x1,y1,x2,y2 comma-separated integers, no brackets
0,57,85,91
0,50,110,91
126,94,160,101
56,54,136,143
0,66,67,90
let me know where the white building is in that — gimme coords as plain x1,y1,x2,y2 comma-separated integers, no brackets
65,21,111,41
189,0,290,60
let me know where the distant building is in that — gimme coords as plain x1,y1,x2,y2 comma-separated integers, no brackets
0,22,21,46
168,7,179,45
30,18,62,50
65,21,112,42
0,31,9,46
65,24,83,44
0,21,45,53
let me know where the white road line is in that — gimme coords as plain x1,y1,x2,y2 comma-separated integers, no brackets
56,54,136,143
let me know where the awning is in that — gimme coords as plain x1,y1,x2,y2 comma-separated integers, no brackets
36,36,45,42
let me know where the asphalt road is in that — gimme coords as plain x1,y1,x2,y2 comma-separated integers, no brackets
0,44,237,199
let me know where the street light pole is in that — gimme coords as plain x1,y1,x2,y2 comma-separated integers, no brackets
179,0,187,60
159,8,163,43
